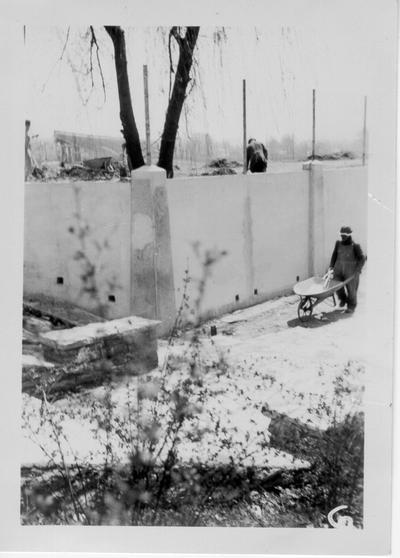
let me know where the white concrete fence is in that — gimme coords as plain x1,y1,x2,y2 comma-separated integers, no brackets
24,162,367,331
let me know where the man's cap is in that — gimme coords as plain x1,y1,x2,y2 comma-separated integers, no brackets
340,225,353,236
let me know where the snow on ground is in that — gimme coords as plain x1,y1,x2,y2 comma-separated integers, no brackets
207,291,366,426
21,276,367,471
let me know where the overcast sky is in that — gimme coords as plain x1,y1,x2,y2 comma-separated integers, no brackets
24,0,395,148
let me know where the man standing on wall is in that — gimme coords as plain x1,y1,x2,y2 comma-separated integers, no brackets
328,225,366,314
246,138,268,173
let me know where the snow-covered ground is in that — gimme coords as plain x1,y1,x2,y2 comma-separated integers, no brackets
21,276,367,472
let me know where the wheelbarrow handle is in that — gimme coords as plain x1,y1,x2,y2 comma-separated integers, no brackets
341,274,356,286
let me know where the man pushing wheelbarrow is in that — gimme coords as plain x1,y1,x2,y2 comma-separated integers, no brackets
327,225,366,314
294,226,366,321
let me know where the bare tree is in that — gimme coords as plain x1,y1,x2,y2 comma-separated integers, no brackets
104,26,145,170
157,27,200,178
44,26,200,175
104,26,199,176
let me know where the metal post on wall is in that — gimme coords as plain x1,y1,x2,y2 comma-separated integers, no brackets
362,96,367,166
312,88,316,160
143,65,151,166
243,79,247,174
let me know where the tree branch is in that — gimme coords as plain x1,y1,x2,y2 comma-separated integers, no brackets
89,26,106,102
158,26,200,177
104,26,145,170
170,26,184,46
59,27,71,61
41,27,71,93
168,29,175,100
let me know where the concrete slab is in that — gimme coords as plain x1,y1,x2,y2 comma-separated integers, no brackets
40,315,160,350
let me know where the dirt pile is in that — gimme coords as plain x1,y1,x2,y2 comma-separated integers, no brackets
201,158,242,176
27,158,129,182
307,151,355,161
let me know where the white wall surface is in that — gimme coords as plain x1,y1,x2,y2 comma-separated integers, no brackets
23,165,367,324
323,166,368,263
24,181,131,318
250,172,310,294
166,175,249,315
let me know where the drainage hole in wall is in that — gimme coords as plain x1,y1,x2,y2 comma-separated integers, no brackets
296,276,300,282
108,295,116,303
235,294,240,302
254,288,258,295
56,277,64,285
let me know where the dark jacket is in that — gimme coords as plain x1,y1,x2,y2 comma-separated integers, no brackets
247,142,268,172
330,240,366,274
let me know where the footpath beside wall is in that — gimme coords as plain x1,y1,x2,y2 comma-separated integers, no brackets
23,163,367,330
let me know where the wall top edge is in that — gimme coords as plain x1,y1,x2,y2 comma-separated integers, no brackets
24,180,131,187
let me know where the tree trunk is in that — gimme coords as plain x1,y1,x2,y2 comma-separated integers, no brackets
158,27,200,178
105,26,144,170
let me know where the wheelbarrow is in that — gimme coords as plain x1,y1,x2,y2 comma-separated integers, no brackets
293,275,355,322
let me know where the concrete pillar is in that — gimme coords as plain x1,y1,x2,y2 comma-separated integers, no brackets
242,185,255,297
303,161,326,276
130,166,176,330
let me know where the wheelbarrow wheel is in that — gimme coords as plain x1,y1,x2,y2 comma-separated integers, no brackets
298,297,313,322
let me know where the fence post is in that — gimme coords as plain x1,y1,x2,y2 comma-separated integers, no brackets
243,79,247,174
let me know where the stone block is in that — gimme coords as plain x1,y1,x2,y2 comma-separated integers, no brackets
28,316,161,398
22,355,55,397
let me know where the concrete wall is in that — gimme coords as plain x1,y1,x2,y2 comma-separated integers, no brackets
24,181,132,319
323,166,368,263
166,171,310,318
166,175,249,316
130,166,176,327
23,164,367,328
250,172,310,296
